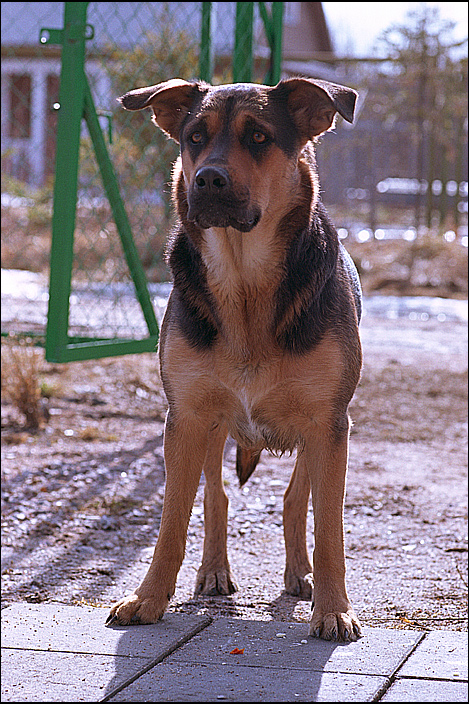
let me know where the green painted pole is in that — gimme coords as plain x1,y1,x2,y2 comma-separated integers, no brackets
258,1,284,85
55,336,159,363
83,80,159,338
45,2,89,362
200,2,213,82
270,2,284,84
233,2,254,83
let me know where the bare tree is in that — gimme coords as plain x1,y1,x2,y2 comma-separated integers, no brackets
375,5,467,235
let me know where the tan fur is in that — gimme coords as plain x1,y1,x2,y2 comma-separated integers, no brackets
108,77,362,642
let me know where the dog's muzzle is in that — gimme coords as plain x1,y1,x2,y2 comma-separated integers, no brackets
187,165,260,232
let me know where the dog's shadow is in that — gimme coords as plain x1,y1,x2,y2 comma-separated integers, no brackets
179,589,307,623
267,590,309,622
102,592,326,702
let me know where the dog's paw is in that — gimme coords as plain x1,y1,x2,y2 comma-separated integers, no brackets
309,607,362,642
194,567,238,597
105,593,169,626
284,569,314,600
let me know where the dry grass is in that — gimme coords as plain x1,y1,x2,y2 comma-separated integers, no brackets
346,237,468,298
1,337,44,430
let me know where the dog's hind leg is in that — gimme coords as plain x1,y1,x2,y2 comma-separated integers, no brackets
194,422,238,596
283,455,314,599
106,410,209,626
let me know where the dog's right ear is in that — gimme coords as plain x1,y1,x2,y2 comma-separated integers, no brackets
118,79,201,142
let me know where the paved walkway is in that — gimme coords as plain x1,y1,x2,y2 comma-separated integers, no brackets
1,603,467,702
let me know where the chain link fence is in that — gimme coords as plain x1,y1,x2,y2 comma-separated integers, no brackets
2,2,467,357
1,1,277,353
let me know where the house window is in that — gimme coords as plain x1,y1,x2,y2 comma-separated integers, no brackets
44,74,60,180
9,74,31,138
284,2,301,25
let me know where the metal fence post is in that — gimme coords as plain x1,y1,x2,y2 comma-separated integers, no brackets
43,1,159,362
269,2,284,84
233,2,254,83
44,2,89,362
258,2,284,85
200,2,213,82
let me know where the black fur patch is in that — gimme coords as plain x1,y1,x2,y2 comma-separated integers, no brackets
274,202,346,354
167,227,219,348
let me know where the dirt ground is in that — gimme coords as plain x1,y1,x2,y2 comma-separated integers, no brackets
1,306,468,635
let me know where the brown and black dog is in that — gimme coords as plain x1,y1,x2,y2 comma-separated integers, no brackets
107,76,363,642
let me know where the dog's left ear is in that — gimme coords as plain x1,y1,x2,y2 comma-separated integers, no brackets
279,77,357,139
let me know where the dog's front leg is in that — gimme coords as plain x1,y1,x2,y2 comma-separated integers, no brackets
194,422,238,596
106,411,208,626
304,423,362,642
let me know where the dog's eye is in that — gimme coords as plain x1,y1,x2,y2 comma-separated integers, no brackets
190,132,203,144
251,131,267,144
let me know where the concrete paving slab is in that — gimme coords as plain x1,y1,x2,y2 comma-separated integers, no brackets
2,649,130,702
108,661,387,702
160,619,423,675
397,630,468,680
380,678,469,702
1,603,211,658
3,604,466,703
1,603,211,702
108,620,422,702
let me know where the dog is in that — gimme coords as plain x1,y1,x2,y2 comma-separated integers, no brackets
106,76,363,642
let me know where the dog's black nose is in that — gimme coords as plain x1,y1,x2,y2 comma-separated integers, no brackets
195,166,229,194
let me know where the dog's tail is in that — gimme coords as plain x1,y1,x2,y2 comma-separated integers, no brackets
236,446,262,486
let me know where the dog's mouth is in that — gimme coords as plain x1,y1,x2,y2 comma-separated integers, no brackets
186,171,261,232
188,203,261,232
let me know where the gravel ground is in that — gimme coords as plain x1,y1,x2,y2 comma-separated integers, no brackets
1,307,467,634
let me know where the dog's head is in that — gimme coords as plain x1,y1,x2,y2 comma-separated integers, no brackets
119,78,357,233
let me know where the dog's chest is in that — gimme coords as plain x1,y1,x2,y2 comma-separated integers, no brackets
201,230,281,357
202,227,279,307
213,354,303,452
236,390,271,447
228,374,285,449
210,331,343,452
